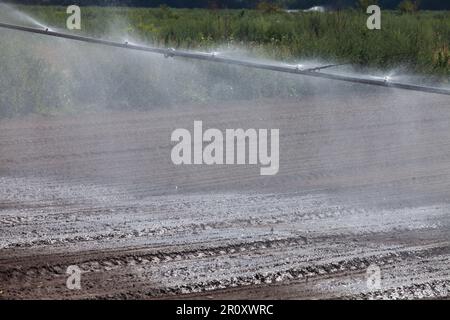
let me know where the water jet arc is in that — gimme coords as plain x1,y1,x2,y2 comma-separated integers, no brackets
0,21,449,96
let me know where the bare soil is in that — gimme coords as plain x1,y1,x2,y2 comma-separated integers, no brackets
0,91,449,299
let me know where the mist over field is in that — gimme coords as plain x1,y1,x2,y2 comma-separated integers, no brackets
0,3,449,117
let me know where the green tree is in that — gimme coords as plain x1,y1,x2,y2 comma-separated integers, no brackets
256,1,281,13
358,0,379,11
398,0,421,13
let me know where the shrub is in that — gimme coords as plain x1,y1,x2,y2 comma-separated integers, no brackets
398,0,421,14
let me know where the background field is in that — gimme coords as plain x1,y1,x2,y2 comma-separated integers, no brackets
19,6,450,75
0,5,449,117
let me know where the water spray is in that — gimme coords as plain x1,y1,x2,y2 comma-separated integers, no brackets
0,21,449,96
0,3,53,31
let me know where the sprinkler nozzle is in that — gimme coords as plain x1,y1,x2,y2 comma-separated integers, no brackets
164,48,175,58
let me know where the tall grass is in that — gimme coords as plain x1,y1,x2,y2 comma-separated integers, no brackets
18,6,450,75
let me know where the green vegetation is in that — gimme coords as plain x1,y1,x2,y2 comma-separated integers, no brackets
0,6,449,117
398,0,421,13
19,6,450,75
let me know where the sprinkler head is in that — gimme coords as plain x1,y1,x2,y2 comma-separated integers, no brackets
384,76,391,83
164,48,176,58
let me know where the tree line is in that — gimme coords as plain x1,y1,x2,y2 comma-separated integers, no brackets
6,0,450,10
